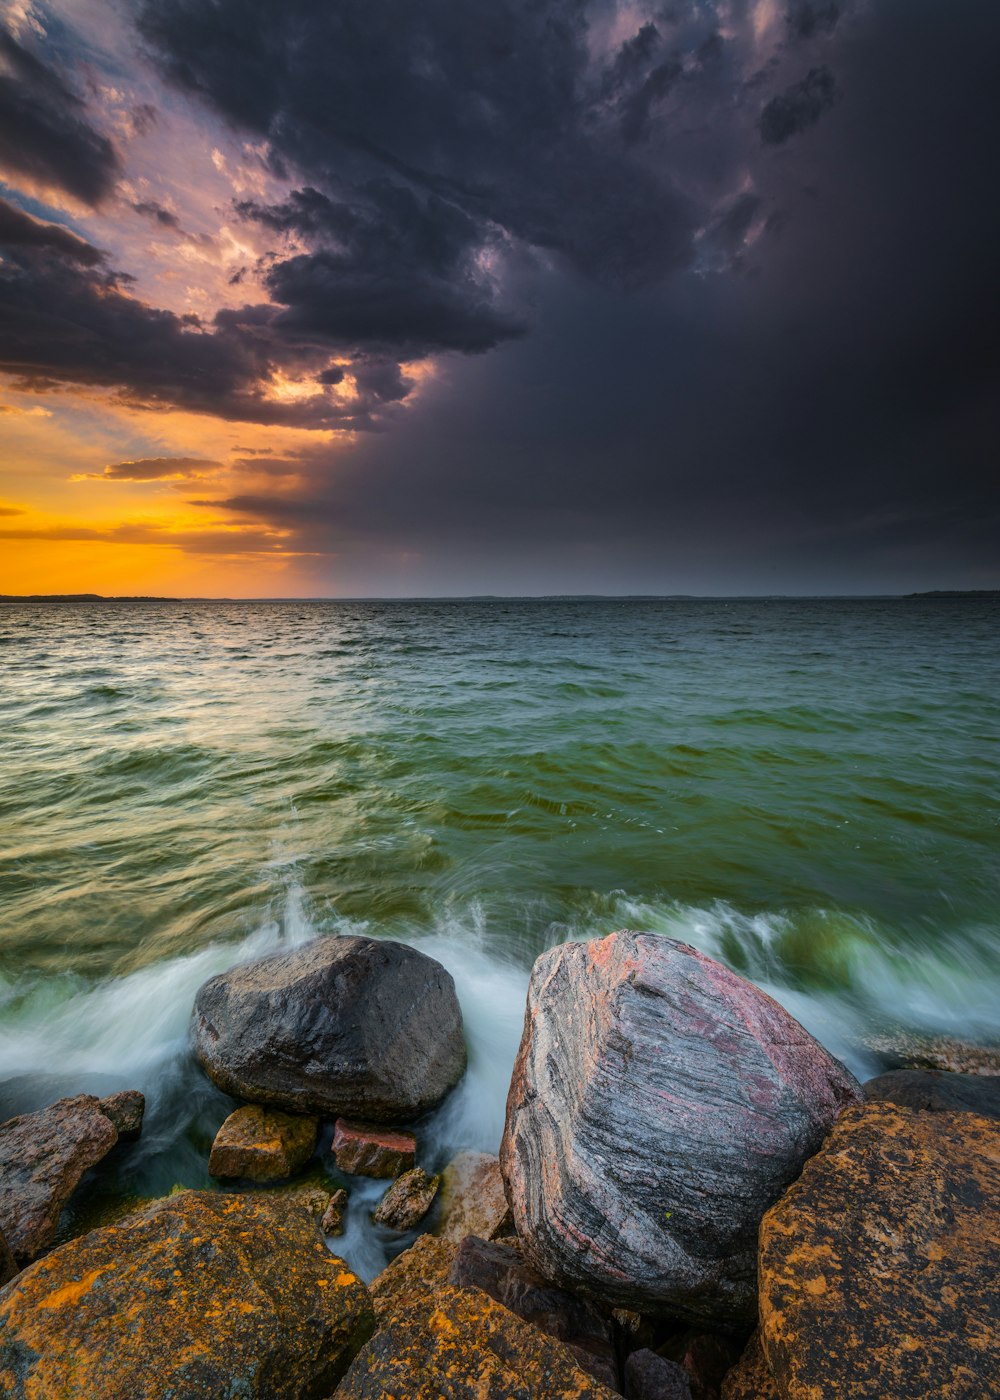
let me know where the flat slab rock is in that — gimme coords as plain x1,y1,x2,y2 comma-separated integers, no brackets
0,1190,374,1398
0,1094,121,1265
333,1119,416,1178
208,1104,317,1180
759,1101,1000,1398
864,1068,1000,1119
336,1284,618,1399
370,1233,459,1325
502,932,860,1324
191,934,466,1121
372,1167,440,1230
435,1150,513,1243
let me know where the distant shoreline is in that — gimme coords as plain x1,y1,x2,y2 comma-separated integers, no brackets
0,591,997,605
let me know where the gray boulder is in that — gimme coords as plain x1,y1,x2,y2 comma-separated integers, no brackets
501,932,860,1324
191,935,466,1121
863,1067,1000,1118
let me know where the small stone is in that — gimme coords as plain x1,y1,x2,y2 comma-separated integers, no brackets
436,1150,512,1242
333,1119,415,1178
372,1167,440,1230
370,1234,459,1325
0,1094,119,1265
668,1333,745,1400
625,1350,693,1400
98,1090,145,1140
208,1104,318,1181
322,1188,349,1236
863,1068,1000,1119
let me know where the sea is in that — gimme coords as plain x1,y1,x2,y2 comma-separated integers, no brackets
1,596,997,1276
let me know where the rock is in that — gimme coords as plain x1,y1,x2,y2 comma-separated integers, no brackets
191,934,466,1120
322,1187,349,1236
0,1230,16,1288
373,1166,440,1229
759,1101,1000,1398
436,1150,513,1242
333,1118,416,1178
502,932,860,1324
0,1094,119,1265
208,1103,317,1180
97,1089,145,1140
448,1234,619,1389
0,1190,373,1397
370,1233,459,1324
337,1284,618,1399
664,1332,745,1400
625,1350,693,1400
864,1067,1000,1119
720,1333,780,1400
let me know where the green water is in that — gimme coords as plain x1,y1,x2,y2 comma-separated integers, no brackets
0,597,997,1269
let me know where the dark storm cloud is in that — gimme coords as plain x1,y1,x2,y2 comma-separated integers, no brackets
0,26,121,206
759,66,837,144
0,197,105,265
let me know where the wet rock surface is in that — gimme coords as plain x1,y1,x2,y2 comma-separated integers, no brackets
0,1094,120,1265
863,1067,1000,1119
370,1232,459,1324
448,1234,619,1389
0,1190,373,1398
333,1119,416,1178
502,932,860,1323
191,934,466,1120
336,1283,618,1398
863,1033,1000,1076
759,1101,1000,1398
208,1103,318,1180
436,1149,513,1242
97,1090,145,1140
372,1166,440,1229
322,1187,349,1236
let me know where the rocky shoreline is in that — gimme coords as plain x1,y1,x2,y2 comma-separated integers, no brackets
0,929,997,1397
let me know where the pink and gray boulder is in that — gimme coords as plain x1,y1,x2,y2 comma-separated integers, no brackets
500,931,860,1325
191,935,466,1122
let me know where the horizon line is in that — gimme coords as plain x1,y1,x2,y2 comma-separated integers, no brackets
2,590,997,604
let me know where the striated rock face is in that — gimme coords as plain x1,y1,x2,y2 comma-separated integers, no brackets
370,1233,459,1325
502,932,860,1323
864,1068,1000,1119
0,1094,120,1265
759,1102,1000,1398
0,1190,374,1398
98,1090,145,1140
333,1119,416,1178
208,1103,317,1180
191,935,466,1120
373,1167,440,1230
436,1150,513,1243
337,1284,618,1399
448,1234,618,1390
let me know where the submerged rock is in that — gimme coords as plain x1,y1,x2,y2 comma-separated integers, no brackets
758,1101,1000,1397
502,931,860,1324
864,1067,1000,1119
436,1150,513,1243
191,934,466,1120
333,1119,416,1178
337,1284,618,1399
208,1103,317,1180
98,1090,145,1140
372,1166,440,1229
0,1094,120,1265
0,1190,373,1398
863,1031,1000,1076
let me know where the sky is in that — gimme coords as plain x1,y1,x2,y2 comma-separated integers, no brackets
0,0,997,597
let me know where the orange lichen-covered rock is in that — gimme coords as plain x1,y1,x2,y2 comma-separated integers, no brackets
0,1190,374,1398
370,1232,459,1324
336,1284,619,1399
436,1150,513,1242
720,1332,780,1400
759,1102,1000,1398
208,1103,318,1180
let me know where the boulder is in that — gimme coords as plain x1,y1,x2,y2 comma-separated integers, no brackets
720,1333,780,1400
501,932,860,1324
436,1150,513,1242
0,1094,119,1265
370,1233,459,1324
322,1187,349,1236
97,1090,145,1140
0,1190,373,1397
208,1103,317,1180
448,1234,618,1389
863,1032,1000,1076
625,1350,692,1400
333,1119,416,1178
337,1284,618,1399
662,1332,745,1400
372,1166,440,1229
191,935,466,1120
864,1068,1000,1119
759,1102,1000,1398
